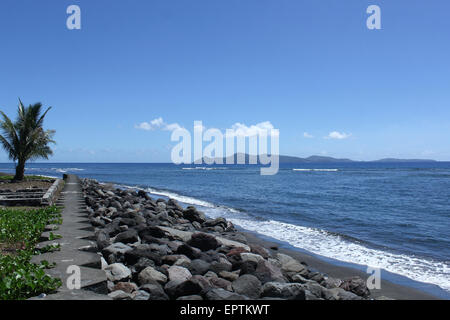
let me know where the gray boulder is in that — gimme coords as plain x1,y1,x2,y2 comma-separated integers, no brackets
323,287,363,300
112,281,137,293
165,275,211,299
307,272,325,283
95,229,110,250
232,274,262,299
177,295,203,300
133,257,156,273
138,226,167,239
218,271,240,282
183,206,206,223
205,288,249,300
114,229,139,244
240,252,264,264
174,256,192,268
339,276,370,298
321,277,343,289
124,248,162,265
104,263,132,282
202,217,228,229
209,277,232,291
291,273,308,284
108,290,134,300
261,282,306,300
138,266,168,285
102,242,133,257
276,253,308,277
168,265,192,283
249,244,270,259
304,281,326,298
140,283,169,300
176,244,202,260
188,259,211,275
162,254,188,265
133,290,150,300
188,233,220,251
209,257,232,274
254,260,286,284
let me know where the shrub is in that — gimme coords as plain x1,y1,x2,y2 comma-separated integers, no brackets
0,206,62,300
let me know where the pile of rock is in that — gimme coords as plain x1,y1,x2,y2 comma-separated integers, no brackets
81,179,371,301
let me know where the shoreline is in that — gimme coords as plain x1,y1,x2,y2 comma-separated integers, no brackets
82,178,375,300
79,177,447,300
239,230,442,300
134,186,448,300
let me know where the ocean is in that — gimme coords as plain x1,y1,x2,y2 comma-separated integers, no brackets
2,162,449,298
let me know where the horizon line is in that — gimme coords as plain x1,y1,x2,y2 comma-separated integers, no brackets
0,154,448,164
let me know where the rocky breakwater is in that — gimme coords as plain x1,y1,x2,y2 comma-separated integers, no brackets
81,178,371,301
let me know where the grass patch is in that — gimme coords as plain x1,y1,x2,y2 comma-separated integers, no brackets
0,206,62,300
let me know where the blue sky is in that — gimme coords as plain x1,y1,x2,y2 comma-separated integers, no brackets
0,0,449,162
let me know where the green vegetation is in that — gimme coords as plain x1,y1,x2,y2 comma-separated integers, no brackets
0,99,55,181
0,174,53,181
0,206,62,300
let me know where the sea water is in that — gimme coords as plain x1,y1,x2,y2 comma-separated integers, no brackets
3,162,448,298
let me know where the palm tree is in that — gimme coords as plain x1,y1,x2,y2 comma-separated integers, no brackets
0,99,55,181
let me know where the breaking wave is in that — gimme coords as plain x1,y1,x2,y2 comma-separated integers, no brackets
140,186,450,293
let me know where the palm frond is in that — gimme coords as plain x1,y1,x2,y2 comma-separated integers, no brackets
0,135,16,160
0,100,55,170
36,106,51,128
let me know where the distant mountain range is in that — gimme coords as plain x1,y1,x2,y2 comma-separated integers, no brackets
198,153,437,164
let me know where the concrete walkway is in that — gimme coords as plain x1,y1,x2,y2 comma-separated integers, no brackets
29,174,111,300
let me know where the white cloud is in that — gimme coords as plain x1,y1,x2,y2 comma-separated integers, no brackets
135,119,278,137
134,122,153,130
135,117,182,132
303,132,314,138
228,121,278,137
150,117,164,128
326,131,351,140
164,123,182,131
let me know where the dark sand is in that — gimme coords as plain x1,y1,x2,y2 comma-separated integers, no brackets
240,230,441,300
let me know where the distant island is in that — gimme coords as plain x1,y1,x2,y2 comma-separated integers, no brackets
198,153,438,164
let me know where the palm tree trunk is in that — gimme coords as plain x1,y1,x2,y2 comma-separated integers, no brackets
13,160,25,181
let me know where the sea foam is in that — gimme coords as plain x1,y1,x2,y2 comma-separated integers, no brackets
115,182,450,293
293,169,339,172
141,186,450,293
